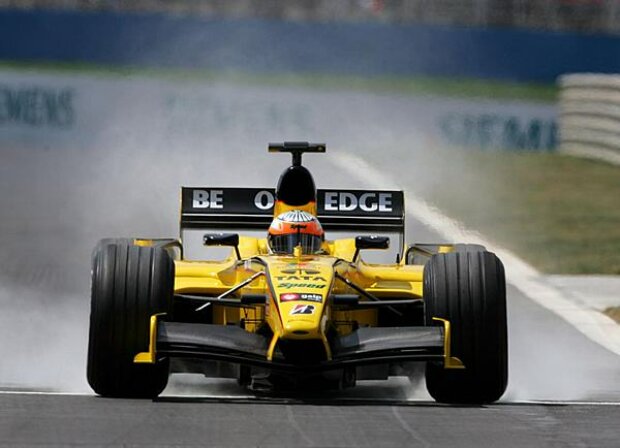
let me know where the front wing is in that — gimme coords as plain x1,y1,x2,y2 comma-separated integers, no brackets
138,319,463,373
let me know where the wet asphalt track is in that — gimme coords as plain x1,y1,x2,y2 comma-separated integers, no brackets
1,82,620,446
1,392,619,447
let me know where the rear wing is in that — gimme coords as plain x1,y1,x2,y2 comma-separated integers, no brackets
180,187,404,234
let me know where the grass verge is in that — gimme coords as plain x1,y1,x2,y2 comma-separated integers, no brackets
371,148,620,274
0,59,557,102
426,151,620,274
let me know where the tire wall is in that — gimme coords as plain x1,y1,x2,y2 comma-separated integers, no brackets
558,74,620,165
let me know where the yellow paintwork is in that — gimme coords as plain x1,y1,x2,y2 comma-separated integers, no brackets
128,148,472,370
173,240,425,334
266,333,279,361
326,238,357,261
432,317,465,369
170,241,427,345
320,331,333,360
133,231,459,367
133,238,154,247
265,255,333,339
259,254,337,360
134,313,166,364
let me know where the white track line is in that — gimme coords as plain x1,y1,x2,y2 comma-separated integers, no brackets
331,152,620,357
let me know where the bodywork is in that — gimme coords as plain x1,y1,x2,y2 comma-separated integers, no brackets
133,144,464,386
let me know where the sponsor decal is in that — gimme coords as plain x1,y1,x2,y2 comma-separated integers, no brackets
277,282,326,290
323,191,393,212
0,85,75,128
280,293,322,303
290,304,315,315
280,268,321,275
300,293,322,303
165,95,313,136
439,113,557,151
286,263,309,268
254,190,274,210
182,188,402,216
192,189,224,209
280,293,300,302
275,275,327,282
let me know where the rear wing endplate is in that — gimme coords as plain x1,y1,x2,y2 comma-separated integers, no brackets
180,187,404,234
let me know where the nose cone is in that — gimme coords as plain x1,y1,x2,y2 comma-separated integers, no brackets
282,317,322,338
279,301,324,339
268,258,334,340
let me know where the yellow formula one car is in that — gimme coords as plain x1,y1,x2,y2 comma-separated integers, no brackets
87,143,507,404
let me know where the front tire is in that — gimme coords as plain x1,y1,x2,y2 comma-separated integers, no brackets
87,239,174,398
423,251,508,404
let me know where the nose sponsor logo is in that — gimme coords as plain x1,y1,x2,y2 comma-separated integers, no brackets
281,293,300,302
280,293,322,303
290,304,315,315
276,274,327,290
280,268,321,275
277,282,326,289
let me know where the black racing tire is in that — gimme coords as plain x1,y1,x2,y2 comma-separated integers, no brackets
87,238,174,398
453,244,487,253
407,244,487,266
423,251,507,404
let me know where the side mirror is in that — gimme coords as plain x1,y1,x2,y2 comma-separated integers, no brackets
354,235,390,261
203,233,241,259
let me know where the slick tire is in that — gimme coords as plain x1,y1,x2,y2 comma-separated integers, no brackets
423,251,508,404
454,244,487,253
407,244,486,266
87,238,174,398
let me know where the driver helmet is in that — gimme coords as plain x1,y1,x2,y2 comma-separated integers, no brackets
268,210,324,255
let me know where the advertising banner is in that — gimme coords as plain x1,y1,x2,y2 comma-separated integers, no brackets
0,69,557,153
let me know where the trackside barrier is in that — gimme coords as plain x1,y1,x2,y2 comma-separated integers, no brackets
559,74,620,165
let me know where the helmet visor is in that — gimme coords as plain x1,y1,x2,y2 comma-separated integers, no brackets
269,233,323,255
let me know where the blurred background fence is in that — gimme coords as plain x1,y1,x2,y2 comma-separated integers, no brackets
0,0,619,34
5,0,620,154
2,3,620,83
559,74,620,164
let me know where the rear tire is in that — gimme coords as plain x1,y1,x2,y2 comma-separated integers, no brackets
87,238,174,398
423,251,507,404
407,243,487,266
454,244,486,253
